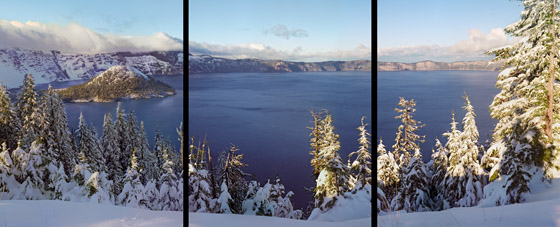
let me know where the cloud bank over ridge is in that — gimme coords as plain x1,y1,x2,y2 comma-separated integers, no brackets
0,20,183,53
189,41,371,62
378,28,519,62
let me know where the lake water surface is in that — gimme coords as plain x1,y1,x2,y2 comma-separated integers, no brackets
188,71,372,210
377,71,500,163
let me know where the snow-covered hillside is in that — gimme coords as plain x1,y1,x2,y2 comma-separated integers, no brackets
0,200,182,226
189,212,371,227
0,48,183,88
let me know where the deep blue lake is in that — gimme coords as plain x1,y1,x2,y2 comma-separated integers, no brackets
377,71,500,163
188,71,372,210
37,75,184,152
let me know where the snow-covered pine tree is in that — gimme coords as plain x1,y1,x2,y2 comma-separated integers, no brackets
115,103,131,181
101,113,122,184
76,113,104,173
270,175,286,217
376,139,399,211
242,180,260,215
188,141,213,213
349,116,372,191
308,110,327,179
216,180,233,214
0,82,21,151
485,0,560,204
401,149,432,212
153,127,165,180
16,74,43,150
118,148,146,208
313,112,350,212
39,85,74,177
0,142,15,194
17,141,47,200
137,121,154,184
159,147,181,211
144,179,160,210
392,97,425,167
456,94,486,207
217,144,250,214
429,138,448,211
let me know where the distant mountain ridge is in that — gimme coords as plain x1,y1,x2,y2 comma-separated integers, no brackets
188,53,371,73
56,65,175,102
377,60,503,71
0,48,183,87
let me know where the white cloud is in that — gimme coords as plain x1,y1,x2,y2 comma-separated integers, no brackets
263,24,309,40
188,41,371,61
0,20,183,54
377,28,519,62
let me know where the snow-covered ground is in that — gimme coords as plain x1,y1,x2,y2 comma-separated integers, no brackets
378,177,560,227
189,212,371,227
0,200,182,226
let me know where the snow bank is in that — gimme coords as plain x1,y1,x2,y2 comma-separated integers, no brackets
0,200,182,226
378,193,560,227
308,185,372,222
189,212,371,227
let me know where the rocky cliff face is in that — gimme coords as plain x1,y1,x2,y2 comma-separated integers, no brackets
0,48,183,87
377,60,503,71
188,53,371,73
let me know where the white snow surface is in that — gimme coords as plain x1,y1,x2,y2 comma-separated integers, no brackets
0,200,182,226
378,175,560,227
188,212,371,227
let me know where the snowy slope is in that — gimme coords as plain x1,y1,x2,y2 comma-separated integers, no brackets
0,48,183,88
188,212,371,227
0,200,182,226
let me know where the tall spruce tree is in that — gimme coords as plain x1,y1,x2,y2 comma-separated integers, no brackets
392,97,425,168
101,113,122,183
16,74,42,150
429,138,448,210
485,0,560,204
348,116,372,190
0,82,21,151
401,149,432,212
313,112,350,212
39,85,74,176
376,139,399,211
217,144,250,214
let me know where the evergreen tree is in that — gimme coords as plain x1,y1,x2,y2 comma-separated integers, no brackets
115,102,131,181
118,148,146,208
16,74,42,149
401,149,432,212
216,180,233,214
159,147,180,211
486,0,560,204
313,112,350,212
217,144,250,214
392,97,425,167
153,127,165,180
39,85,74,177
0,82,21,151
429,138,448,211
101,113,122,185
348,116,371,190
144,179,160,210
76,114,104,172
376,139,399,211
137,121,154,184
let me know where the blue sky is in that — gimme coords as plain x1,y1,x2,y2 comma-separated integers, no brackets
188,0,371,61
378,0,525,62
0,0,183,53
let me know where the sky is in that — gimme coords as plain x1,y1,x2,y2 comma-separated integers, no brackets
378,0,525,63
188,0,372,62
0,0,183,53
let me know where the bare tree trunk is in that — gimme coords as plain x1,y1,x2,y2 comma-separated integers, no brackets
547,0,556,139
207,146,218,198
